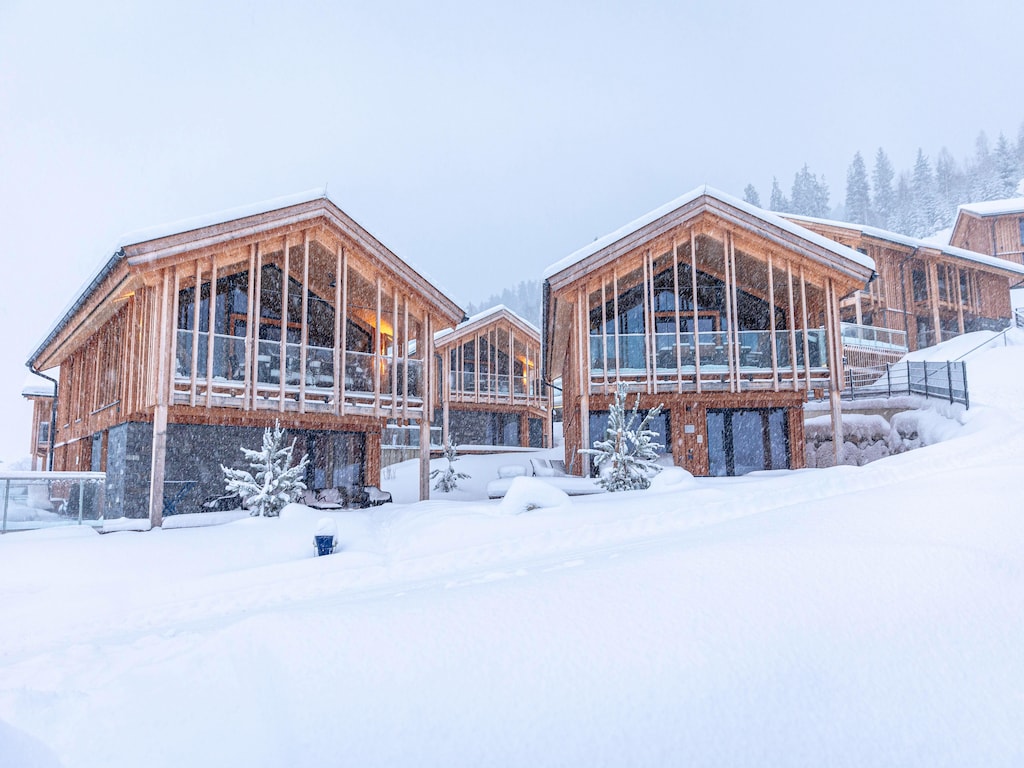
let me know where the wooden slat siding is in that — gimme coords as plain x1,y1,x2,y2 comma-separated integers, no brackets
242,246,254,409
250,242,262,410
278,235,289,411
299,231,310,414
339,246,348,417
690,228,702,393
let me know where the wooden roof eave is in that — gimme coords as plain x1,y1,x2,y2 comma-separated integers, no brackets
30,261,137,370
435,310,541,350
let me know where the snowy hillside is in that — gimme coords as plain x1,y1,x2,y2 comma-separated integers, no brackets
2,337,1024,766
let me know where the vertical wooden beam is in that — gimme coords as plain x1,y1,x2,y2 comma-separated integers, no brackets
612,270,621,381
278,235,290,410
672,238,682,393
643,249,654,394
728,231,741,391
827,279,844,467
690,228,702,393
600,280,609,393
721,231,735,393
189,260,201,406
786,261,799,392
170,268,181,403
243,245,255,409
299,231,310,413
402,297,410,422
148,268,173,528
767,252,779,392
929,262,942,344
800,266,811,392
250,242,263,410
955,267,965,335
205,256,218,409
333,244,342,415
339,247,348,416
391,286,399,418
577,286,591,476
374,276,382,417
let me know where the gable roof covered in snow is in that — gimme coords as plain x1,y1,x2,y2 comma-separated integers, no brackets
543,185,876,287
782,213,1024,277
29,191,464,369
434,304,540,347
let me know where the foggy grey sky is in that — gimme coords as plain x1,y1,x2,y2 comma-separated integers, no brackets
0,0,1020,462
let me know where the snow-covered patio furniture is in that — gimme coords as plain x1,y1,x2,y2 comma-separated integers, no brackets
365,486,392,506
486,458,602,498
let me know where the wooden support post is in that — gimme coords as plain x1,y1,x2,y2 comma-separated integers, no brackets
419,407,431,501
242,245,255,409
148,268,173,528
690,229,702,392
391,287,399,418
402,297,410,422
930,262,943,344
600,280,609,392
955,267,965,335
205,256,217,408
827,279,844,467
612,270,621,381
278,235,289,410
250,243,263,410
767,252,779,392
672,238,682,393
643,249,654,394
800,266,811,392
190,261,201,406
721,231,735,392
787,261,799,392
299,231,309,413
728,231,741,391
578,286,591,475
339,247,348,416
374,277,382,417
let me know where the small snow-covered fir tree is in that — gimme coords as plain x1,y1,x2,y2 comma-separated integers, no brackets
222,421,309,517
431,436,469,492
580,382,664,492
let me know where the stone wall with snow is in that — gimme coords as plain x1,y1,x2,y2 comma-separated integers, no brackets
805,410,951,468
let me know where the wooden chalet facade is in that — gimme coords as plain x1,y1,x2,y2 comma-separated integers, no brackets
28,191,464,524
434,306,549,449
786,215,1024,352
22,374,56,471
544,187,875,478
950,197,1024,266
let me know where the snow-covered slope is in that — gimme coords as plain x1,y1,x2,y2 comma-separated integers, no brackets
2,338,1024,767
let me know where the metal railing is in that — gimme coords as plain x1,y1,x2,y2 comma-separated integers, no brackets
842,360,969,407
1,472,106,533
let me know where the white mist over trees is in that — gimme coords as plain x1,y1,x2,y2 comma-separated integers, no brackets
743,121,1024,238
465,280,542,326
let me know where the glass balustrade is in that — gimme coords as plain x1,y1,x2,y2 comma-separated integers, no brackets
588,328,830,374
174,330,423,400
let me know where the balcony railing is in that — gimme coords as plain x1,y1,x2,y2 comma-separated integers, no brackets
589,329,829,373
840,322,908,351
449,371,540,399
175,330,423,401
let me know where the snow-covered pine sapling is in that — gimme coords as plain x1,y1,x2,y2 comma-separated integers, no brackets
580,381,664,492
430,436,470,493
221,421,310,517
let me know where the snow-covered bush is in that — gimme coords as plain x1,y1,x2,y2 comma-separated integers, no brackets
580,381,664,491
431,437,469,492
222,422,310,517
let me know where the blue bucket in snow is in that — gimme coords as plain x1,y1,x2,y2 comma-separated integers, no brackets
314,535,335,556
